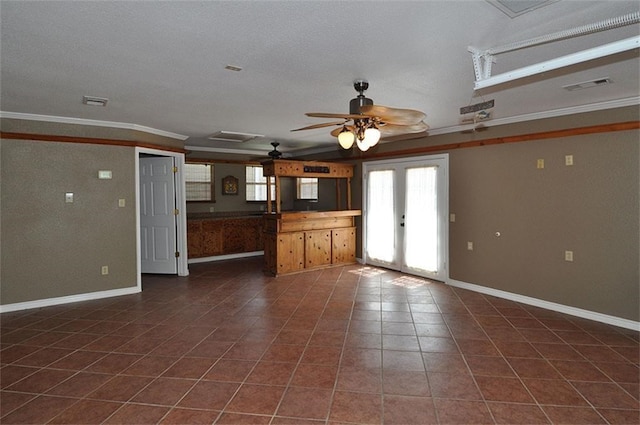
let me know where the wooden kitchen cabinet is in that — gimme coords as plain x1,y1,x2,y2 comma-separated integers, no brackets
201,219,224,257
187,216,263,258
305,230,332,268
263,210,361,276
332,227,356,265
264,232,305,274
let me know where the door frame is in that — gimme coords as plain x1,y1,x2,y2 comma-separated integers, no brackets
135,147,189,287
362,153,449,282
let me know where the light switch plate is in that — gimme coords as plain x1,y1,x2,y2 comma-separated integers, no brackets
98,170,112,179
65,192,74,203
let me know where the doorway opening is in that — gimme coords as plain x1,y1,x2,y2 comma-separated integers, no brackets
136,148,189,287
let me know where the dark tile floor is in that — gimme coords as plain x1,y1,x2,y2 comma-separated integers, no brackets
1,257,638,424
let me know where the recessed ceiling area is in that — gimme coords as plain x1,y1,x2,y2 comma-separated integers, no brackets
486,0,559,17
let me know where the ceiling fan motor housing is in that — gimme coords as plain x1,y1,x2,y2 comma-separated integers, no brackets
350,79,373,115
349,95,373,115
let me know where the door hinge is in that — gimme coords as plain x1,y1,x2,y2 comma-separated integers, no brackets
175,251,180,258
174,209,179,215
173,166,178,173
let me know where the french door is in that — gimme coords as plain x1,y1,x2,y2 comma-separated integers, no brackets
363,154,448,281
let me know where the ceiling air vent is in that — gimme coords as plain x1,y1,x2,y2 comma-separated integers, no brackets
207,130,264,143
82,95,108,107
562,77,613,91
486,0,558,18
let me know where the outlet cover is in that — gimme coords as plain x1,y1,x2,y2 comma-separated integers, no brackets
565,155,574,166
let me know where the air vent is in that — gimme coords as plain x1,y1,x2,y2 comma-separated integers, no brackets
82,96,108,107
207,130,264,143
486,0,558,18
562,77,613,91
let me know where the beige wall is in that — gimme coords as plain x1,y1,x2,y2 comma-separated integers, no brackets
1,139,137,305
448,130,638,321
305,106,639,322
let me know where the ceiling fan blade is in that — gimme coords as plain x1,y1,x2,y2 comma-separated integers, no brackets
306,112,364,120
360,105,426,125
291,121,346,131
380,121,429,136
330,125,355,137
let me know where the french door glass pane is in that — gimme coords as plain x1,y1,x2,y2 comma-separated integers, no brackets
367,169,396,263
404,166,438,272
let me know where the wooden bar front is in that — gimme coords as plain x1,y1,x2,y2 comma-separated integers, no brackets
261,159,359,276
263,210,361,276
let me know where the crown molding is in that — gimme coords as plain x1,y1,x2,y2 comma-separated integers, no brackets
0,111,189,141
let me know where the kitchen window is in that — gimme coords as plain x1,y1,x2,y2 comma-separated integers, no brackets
246,165,275,201
185,163,214,202
296,177,318,200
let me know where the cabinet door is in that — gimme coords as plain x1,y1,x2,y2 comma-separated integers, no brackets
277,232,305,274
305,230,332,269
332,227,356,264
201,220,224,256
187,221,203,258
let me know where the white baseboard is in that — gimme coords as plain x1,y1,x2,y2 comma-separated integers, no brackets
188,251,263,264
0,286,141,314
448,279,639,332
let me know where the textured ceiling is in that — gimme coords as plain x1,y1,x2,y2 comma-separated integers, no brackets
1,1,638,156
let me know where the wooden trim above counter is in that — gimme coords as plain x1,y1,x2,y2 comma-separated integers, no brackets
262,159,354,178
261,159,355,213
264,210,362,220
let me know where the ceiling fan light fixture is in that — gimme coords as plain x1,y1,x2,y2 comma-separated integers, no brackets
364,123,381,148
356,137,371,152
337,126,355,149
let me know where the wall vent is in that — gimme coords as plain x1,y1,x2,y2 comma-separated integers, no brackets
207,130,264,143
563,77,613,91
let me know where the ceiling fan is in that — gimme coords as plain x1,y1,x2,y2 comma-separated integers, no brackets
292,80,429,151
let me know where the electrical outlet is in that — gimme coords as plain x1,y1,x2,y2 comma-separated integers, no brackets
537,159,545,169
118,198,125,207
467,241,474,251
101,266,109,275
450,213,456,223
65,192,74,203
564,251,573,262
565,155,574,166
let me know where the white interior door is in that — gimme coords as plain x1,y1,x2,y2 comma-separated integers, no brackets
139,156,178,274
363,155,448,281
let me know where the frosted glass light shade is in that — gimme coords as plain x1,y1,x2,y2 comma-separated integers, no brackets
338,129,355,149
363,127,381,147
356,137,371,151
